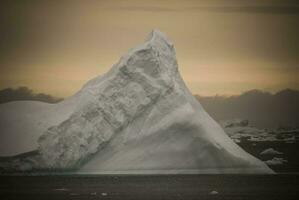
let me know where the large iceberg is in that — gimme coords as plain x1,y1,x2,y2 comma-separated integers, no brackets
0,30,273,173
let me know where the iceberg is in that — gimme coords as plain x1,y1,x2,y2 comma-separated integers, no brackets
0,30,273,174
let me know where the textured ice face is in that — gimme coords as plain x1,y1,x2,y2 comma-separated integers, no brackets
38,30,182,169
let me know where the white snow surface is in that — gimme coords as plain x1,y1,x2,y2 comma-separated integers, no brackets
0,93,83,156
0,30,273,173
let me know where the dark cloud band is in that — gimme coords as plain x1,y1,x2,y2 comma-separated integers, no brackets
112,5,299,15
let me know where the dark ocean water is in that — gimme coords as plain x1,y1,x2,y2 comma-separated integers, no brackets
0,175,298,200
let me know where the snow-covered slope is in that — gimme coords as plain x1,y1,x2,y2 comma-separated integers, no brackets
0,30,273,173
0,89,87,156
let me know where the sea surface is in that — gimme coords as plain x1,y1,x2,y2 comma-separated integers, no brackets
0,174,298,200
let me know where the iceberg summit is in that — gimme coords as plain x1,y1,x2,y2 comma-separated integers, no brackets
0,30,273,174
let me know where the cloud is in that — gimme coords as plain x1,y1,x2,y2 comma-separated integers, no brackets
111,5,175,12
0,87,63,104
113,5,299,15
192,6,299,14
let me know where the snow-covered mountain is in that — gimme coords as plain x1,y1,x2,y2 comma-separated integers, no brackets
0,30,273,174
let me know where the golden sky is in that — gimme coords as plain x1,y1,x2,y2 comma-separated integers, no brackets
0,0,298,97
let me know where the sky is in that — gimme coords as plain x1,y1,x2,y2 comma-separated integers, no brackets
0,0,298,97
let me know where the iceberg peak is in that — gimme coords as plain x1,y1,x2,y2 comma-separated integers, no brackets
81,30,178,91
146,29,173,47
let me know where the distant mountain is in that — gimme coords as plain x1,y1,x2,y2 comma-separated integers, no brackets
195,89,299,128
0,87,63,104
2,87,298,129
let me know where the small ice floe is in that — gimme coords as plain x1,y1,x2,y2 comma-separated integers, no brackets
54,188,69,192
90,192,97,196
284,136,296,143
233,138,241,143
101,192,108,196
209,190,219,195
260,148,283,155
264,157,287,165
